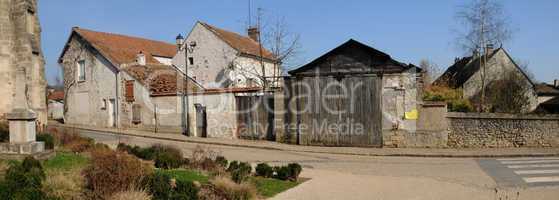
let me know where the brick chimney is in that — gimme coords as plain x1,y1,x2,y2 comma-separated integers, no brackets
248,27,260,43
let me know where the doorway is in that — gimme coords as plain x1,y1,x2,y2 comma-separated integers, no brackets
107,99,116,127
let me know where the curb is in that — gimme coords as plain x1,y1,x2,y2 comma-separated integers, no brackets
50,125,559,158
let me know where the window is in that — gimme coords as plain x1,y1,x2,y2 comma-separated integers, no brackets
188,57,194,65
77,60,86,81
125,80,135,102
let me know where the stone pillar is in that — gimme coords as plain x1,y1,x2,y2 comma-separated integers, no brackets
3,68,44,154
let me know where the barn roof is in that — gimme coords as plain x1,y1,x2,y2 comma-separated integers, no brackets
121,64,203,96
289,39,418,75
535,83,559,96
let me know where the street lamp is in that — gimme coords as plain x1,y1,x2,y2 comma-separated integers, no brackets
176,34,196,136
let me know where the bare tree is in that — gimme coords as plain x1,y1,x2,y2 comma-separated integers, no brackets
419,59,442,85
455,0,513,112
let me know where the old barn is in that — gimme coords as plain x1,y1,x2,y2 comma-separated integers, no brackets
280,39,422,147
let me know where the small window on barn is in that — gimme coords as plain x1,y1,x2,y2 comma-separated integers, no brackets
125,80,135,102
188,57,194,65
132,104,141,124
77,60,86,81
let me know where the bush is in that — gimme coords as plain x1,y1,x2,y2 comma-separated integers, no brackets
448,99,474,112
215,156,228,168
255,163,273,178
424,86,474,113
145,173,199,200
0,157,47,200
83,148,154,199
210,176,256,200
42,169,83,200
37,134,55,150
230,162,251,184
153,145,184,169
287,163,302,181
274,166,290,181
109,189,152,200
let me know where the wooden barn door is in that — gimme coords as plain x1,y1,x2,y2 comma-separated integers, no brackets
292,75,382,147
235,95,275,140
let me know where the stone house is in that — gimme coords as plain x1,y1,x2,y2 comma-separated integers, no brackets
0,0,47,126
173,21,279,89
47,90,64,121
434,47,538,113
59,24,277,138
280,39,423,147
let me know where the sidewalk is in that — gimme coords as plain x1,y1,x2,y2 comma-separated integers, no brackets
48,122,559,158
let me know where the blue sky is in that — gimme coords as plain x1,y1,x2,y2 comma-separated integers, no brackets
39,0,559,84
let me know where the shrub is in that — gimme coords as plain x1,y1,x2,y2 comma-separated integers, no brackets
287,163,302,181
255,163,273,178
1,157,47,200
227,161,240,172
109,189,152,200
210,176,256,200
37,134,55,150
42,169,83,200
215,156,228,168
231,162,251,184
274,166,290,181
424,86,474,113
153,145,184,169
448,99,474,112
145,172,199,200
83,148,154,199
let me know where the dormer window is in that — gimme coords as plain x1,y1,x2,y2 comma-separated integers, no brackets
77,60,86,81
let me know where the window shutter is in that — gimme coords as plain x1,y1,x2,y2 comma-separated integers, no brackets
125,80,135,102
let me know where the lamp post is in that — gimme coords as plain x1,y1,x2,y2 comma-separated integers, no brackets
176,34,196,136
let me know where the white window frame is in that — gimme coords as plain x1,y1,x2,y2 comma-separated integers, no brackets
77,60,86,82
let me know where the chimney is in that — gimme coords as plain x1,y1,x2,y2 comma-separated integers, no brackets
137,51,146,65
485,44,494,55
247,27,260,43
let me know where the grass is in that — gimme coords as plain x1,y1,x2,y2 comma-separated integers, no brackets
250,176,304,198
156,169,210,184
42,152,89,170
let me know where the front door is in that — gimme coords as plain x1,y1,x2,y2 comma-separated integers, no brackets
195,104,207,138
108,99,116,127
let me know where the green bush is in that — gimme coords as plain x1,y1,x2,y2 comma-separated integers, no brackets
287,163,302,181
0,157,47,200
37,134,55,150
448,99,474,112
274,166,290,181
146,173,198,200
255,163,273,178
170,180,198,200
215,156,228,168
227,161,240,172
231,162,251,184
153,146,184,169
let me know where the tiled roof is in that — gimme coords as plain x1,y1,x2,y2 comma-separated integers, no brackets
47,91,64,101
122,64,203,96
200,22,275,61
72,28,177,65
535,83,559,96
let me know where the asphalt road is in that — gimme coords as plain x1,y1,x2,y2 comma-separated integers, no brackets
78,130,559,200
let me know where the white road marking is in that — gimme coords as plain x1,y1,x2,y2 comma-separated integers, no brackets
500,160,559,165
507,164,559,169
514,169,559,175
522,176,559,183
497,157,559,161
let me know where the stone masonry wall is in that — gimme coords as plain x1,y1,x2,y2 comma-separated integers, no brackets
447,112,559,148
0,0,47,125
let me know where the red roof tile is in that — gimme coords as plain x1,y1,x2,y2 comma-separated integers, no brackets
200,22,275,61
48,91,64,101
73,28,177,65
122,64,202,96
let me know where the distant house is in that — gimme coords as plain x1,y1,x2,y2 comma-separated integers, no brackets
173,22,279,89
283,39,422,147
47,90,64,121
535,81,559,113
433,47,538,113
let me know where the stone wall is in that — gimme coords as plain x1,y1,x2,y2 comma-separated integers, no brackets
447,112,559,148
0,0,47,125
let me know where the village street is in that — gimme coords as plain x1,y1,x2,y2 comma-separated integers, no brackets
77,129,559,200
